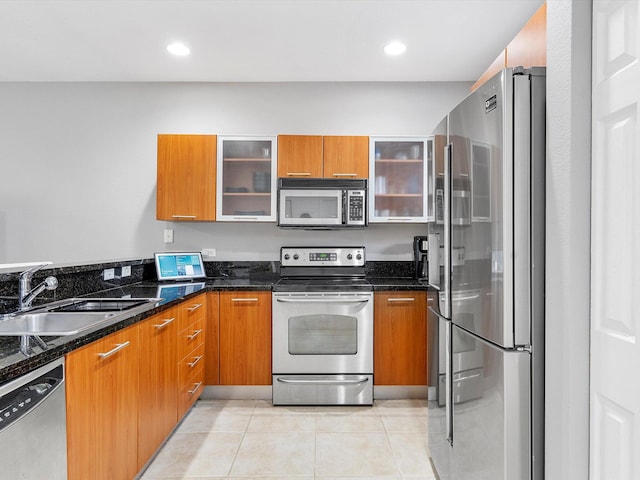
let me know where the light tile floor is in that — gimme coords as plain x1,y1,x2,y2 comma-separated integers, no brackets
141,399,436,480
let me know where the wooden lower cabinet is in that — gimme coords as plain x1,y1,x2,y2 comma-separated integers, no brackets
66,325,140,480
137,307,179,471
374,291,428,386
177,294,207,418
205,292,220,385
219,291,271,385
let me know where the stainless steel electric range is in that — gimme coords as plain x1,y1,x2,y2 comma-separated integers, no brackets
272,246,373,406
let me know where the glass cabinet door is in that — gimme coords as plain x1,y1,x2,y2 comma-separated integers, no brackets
216,136,277,222
368,137,433,223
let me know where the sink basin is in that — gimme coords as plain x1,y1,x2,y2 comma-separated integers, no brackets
0,311,118,336
48,298,153,313
0,297,160,336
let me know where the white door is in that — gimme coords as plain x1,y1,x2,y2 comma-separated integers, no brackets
591,1,640,478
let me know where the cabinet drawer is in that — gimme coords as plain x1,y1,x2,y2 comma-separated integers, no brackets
178,363,205,416
178,316,205,360
178,295,207,332
178,343,205,386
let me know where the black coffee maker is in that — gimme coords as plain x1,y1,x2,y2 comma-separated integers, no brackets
413,236,429,281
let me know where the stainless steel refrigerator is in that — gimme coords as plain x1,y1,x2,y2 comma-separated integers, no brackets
427,67,545,480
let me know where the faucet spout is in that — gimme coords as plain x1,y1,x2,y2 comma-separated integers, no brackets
18,262,56,311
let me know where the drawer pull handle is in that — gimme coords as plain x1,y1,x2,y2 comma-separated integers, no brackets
98,341,130,359
286,172,311,176
187,303,202,312
332,173,358,177
387,298,416,302
231,298,259,302
171,215,197,219
153,317,175,329
187,329,203,340
233,216,259,220
188,381,203,395
188,355,203,368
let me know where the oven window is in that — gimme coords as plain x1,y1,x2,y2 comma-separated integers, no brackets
288,314,357,355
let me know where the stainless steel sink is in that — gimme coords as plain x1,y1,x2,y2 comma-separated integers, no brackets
0,297,161,336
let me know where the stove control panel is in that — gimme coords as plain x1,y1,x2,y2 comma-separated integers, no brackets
280,247,365,267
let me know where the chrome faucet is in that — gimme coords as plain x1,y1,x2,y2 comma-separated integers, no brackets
14,262,58,356
18,262,58,311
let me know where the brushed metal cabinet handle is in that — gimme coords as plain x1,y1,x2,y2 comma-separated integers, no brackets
188,355,203,368
231,298,259,302
188,381,203,395
171,215,197,219
187,329,203,340
387,298,416,302
153,317,175,329
286,172,311,176
332,173,358,177
98,341,130,359
187,303,202,312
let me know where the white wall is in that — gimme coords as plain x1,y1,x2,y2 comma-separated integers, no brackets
545,1,592,478
0,81,470,265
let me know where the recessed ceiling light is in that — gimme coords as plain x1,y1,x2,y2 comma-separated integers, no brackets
167,42,190,56
384,41,407,56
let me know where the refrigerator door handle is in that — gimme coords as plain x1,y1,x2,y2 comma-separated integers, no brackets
428,305,453,445
443,143,452,319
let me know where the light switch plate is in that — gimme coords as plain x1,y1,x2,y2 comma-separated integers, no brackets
121,265,131,277
103,268,115,281
164,229,174,243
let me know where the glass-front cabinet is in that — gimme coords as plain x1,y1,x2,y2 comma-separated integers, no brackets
216,136,277,222
368,136,434,223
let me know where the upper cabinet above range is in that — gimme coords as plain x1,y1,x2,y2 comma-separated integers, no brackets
216,136,277,222
277,135,368,179
157,134,217,221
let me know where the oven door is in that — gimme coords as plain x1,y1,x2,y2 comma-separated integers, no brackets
278,189,344,226
272,291,373,374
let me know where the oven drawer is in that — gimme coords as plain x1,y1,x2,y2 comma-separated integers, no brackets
272,374,373,406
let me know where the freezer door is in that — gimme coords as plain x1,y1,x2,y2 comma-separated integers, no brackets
447,68,543,348
450,325,531,480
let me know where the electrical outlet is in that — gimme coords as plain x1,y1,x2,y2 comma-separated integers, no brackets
202,248,216,258
121,265,131,277
164,229,174,243
103,268,115,281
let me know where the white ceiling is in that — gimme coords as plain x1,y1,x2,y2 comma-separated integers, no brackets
0,0,544,82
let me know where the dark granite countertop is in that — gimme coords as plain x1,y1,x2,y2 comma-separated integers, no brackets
0,273,428,385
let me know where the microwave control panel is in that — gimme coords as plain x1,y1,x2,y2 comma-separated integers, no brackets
347,190,366,225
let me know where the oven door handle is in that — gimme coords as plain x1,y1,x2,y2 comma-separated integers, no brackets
275,377,370,386
275,297,370,304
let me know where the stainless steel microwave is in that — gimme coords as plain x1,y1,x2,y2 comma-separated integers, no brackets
277,178,367,228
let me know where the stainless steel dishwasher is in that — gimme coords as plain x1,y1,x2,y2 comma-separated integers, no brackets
0,357,67,479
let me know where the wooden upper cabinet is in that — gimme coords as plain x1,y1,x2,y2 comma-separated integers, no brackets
323,135,369,179
506,2,546,68
471,2,546,92
277,134,368,179
157,134,217,221
277,134,323,178
471,50,506,92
